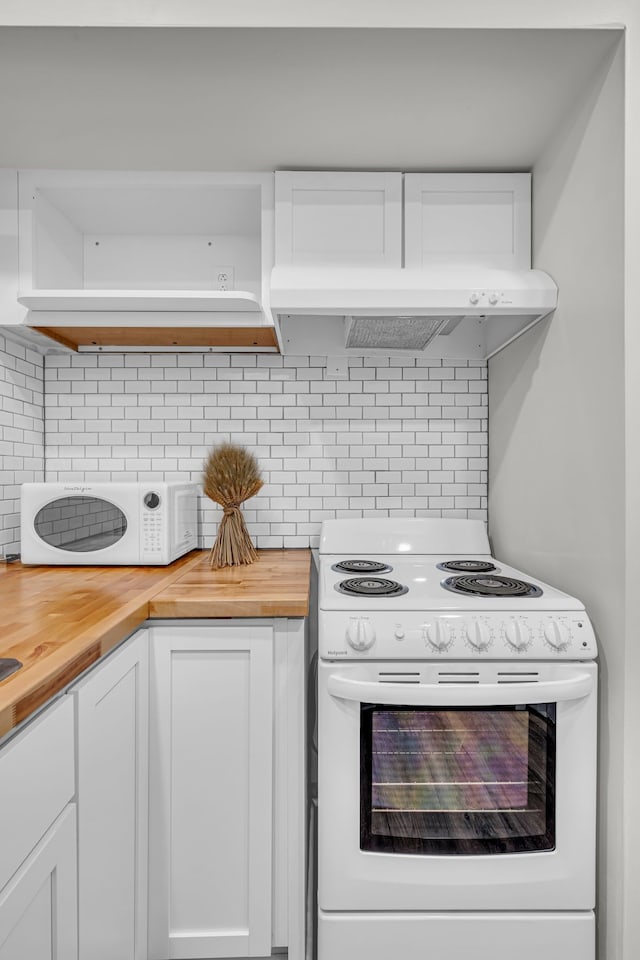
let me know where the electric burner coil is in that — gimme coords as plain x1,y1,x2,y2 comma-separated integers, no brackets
332,560,392,574
441,574,543,598
336,577,408,598
437,560,498,574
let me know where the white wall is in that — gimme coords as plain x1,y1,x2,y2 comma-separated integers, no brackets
489,42,624,960
0,28,614,172
44,353,487,548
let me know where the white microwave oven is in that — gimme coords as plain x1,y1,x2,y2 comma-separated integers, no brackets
20,481,199,565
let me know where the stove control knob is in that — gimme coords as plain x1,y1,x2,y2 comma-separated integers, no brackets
543,618,571,650
464,619,491,651
505,619,531,651
424,620,452,652
346,617,376,651
488,291,500,305
469,290,481,305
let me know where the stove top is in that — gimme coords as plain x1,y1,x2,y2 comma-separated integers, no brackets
317,519,597,661
322,555,579,612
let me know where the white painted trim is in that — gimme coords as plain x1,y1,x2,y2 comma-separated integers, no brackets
0,2,631,29
283,617,307,960
271,617,307,958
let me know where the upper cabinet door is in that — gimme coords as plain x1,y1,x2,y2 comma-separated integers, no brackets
275,171,402,267
404,173,531,270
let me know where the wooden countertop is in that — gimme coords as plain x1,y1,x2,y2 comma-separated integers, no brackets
149,549,312,618
0,549,311,737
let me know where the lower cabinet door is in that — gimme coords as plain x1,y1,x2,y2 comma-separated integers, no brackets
148,623,274,960
73,628,149,960
0,804,78,960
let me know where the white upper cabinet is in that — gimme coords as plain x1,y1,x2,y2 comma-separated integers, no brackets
15,170,279,352
404,172,531,270
275,170,530,271
275,171,403,267
6,166,547,358
19,171,270,306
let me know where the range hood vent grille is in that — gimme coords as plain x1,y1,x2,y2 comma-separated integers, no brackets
345,315,451,350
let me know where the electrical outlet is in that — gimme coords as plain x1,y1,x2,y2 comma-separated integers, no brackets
214,266,235,291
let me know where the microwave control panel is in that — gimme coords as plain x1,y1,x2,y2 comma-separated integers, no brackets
142,491,164,557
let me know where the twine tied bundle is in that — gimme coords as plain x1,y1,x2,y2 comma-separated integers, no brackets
202,443,263,568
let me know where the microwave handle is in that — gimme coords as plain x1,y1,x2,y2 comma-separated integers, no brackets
327,671,593,707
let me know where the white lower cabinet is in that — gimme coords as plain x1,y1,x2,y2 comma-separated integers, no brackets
0,694,77,960
0,805,78,960
148,622,276,960
72,628,149,960
0,616,305,960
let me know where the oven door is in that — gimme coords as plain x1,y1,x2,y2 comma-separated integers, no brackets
318,659,597,912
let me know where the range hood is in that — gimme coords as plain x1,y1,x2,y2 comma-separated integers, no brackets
271,266,557,360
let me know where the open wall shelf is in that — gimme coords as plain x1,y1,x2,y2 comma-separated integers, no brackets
17,171,277,351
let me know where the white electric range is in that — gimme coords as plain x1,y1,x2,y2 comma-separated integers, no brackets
317,517,597,960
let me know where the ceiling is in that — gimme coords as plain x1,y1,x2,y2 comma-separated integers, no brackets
0,27,621,171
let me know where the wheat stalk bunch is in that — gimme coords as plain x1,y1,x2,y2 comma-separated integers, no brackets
202,442,263,568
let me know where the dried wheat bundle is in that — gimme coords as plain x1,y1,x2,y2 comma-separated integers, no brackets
202,442,263,568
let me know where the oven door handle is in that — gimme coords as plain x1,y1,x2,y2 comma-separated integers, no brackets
327,671,593,706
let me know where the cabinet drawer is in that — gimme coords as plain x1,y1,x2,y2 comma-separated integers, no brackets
0,696,75,890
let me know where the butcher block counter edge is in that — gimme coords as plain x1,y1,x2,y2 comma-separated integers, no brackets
0,549,311,737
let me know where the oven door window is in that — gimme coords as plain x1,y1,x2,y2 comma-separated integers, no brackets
34,496,128,552
360,704,555,855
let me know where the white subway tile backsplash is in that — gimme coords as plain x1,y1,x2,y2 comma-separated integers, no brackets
0,334,45,556
37,353,488,549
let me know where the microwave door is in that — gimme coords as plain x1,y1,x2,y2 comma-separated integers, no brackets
21,483,142,565
33,495,129,555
